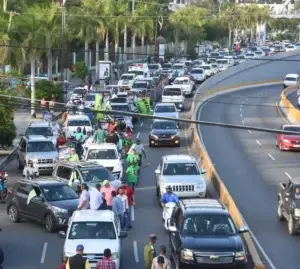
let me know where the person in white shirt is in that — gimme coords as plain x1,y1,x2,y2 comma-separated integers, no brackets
78,183,90,210
83,131,94,155
117,188,129,230
151,246,171,269
89,184,103,210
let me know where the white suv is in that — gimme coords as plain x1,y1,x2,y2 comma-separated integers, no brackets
64,114,93,139
58,210,127,269
83,143,123,181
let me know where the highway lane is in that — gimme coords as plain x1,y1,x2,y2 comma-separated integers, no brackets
0,102,192,269
198,85,300,269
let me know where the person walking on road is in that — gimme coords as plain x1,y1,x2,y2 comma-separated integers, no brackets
111,191,124,227
78,183,90,210
90,184,103,210
126,160,139,191
100,180,115,209
117,184,135,229
96,248,116,269
151,246,171,269
58,257,68,269
66,245,91,269
144,234,157,269
151,256,167,269
117,188,129,230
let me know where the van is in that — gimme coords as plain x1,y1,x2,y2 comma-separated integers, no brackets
162,85,185,111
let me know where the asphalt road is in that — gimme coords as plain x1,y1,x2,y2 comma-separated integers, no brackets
0,100,194,269
198,84,300,269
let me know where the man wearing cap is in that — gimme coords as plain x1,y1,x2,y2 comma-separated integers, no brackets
144,234,157,269
66,244,91,269
151,246,171,269
100,180,115,210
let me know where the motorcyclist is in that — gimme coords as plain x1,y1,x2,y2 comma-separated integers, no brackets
130,138,146,167
161,185,179,205
23,160,39,179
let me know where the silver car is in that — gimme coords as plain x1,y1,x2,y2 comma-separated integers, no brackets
153,103,179,121
17,135,59,173
155,154,206,205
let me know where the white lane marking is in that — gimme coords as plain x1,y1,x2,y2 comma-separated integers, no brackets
248,130,252,134
133,241,139,263
240,113,242,117
285,172,292,179
140,121,144,127
268,154,275,161
136,132,140,139
249,230,277,269
40,242,48,264
131,206,135,221
256,140,261,146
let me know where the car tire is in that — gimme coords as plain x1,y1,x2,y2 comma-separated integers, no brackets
277,200,284,221
8,205,21,223
45,214,56,233
288,214,296,235
17,157,23,170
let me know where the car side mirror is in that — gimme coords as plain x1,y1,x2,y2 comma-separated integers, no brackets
238,226,249,233
155,169,160,174
119,231,128,238
73,179,80,184
58,231,66,238
168,226,178,232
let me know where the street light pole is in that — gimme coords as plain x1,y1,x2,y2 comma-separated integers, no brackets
60,0,66,82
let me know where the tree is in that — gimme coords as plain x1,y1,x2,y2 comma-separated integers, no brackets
72,61,88,82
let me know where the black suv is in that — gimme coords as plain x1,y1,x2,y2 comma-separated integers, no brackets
167,199,248,268
277,178,300,235
6,178,79,232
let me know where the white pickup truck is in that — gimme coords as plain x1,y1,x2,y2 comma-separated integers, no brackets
161,85,185,111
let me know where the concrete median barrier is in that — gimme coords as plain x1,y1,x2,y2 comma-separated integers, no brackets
280,86,300,123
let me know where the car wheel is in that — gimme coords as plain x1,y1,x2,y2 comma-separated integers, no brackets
8,205,20,223
277,200,284,221
156,185,160,197
17,157,23,170
45,214,56,233
288,214,296,235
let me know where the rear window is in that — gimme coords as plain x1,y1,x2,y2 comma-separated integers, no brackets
285,77,297,81
190,69,203,74
121,75,134,80
163,88,182,96
210,53,219,57
148,64,160,70
67,120,91,127
132,82,147,88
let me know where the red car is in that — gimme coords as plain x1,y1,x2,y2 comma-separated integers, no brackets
276,125,300,151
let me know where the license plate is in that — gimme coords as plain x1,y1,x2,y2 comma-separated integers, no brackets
293,145,300,147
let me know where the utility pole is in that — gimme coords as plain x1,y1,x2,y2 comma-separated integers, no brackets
60,0,66,82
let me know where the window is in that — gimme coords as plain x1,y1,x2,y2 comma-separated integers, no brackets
190,70,203,74
41,185,78,201
148,64,159,70
163,88,181,96
68,221,116,239
79,167,115,183
85,95,95,101
163,163,200,175
285,77,297,82
128,70,144,76
181,214,236,236
174,79,189,85
73,89,84,94
155,105,176,113
27,141,56,152
87,149,117,160
17,183,33,195
201,66,210,70
283,126,300,132
132,82,147,88
121,75,134,80
26,127,53,136
110,105,129,112
153,121,177,130
67,120,91,127
58,167,72,180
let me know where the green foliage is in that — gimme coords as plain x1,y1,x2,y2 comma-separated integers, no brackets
72,61,88,82
23,80,62,101
204,18,228,42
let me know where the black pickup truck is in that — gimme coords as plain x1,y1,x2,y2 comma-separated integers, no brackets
277,178,300,235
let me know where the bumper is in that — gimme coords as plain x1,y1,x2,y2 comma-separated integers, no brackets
280,141,300,151
180,259,247,268
175,191,206,198
37,164,55,173
149,137,180,146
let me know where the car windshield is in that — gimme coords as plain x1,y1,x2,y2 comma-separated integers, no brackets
67,120,91,127
191,69,203,74
210,53,219,57
121,75,134,80
87,149,117,160
153,121,177,129
128,70,144,76
285,77,297,81
173,65,184,70
155,105,176,113
149,64,159,70
237,56,245,59
255,51,263,54
68,221,116,240
174,79,189,85
163,163,199,175
73,89,84,94
79,167,115,183
217,60,228,64
163,88,181,96
162,63,172,68
41,185,78,201
26,127,53,136
212,64,218,68
111,105,129,112
283,126,300,132
27,141,56,152
181,214,236,236
85,95,95,101
246,54,254,56
132,83,147,88
208,59,216,63
201,66,210,70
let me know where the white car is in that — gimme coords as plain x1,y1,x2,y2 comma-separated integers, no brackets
59,210,127,269
245,52,256,59
162,85,185,111
200,64,213,77
216,59,230,71
172,63,185,76
173,77,195,96
211,64,220,74
117,73,136,88
283,73,299,88
286,45,296,52
254,51,264,58
64,114,93,138
189,68,206,83
83,143,123,181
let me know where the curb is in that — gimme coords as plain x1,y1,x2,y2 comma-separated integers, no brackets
279,85,300,123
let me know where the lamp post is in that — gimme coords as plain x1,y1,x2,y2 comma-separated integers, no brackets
60,0,66,82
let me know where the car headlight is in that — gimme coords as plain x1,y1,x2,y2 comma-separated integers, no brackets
181,249,194,260
283,139,290,143
235,251,246,260
111,252,120,260
52,206,68,214
151,134,158,139
295,208,300,217
195,182,205,189
171,133,180,139
178,103,183,108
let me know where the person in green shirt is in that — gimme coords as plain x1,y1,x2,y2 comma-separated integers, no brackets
74,127,85,142
126,148,140,166
144,234,157,269
126,160,140,191
93,125,106,144
68,148,79,162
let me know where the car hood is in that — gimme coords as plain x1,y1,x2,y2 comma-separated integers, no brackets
27,151,58,160
181,235,244,252
161,175,204,184
48,198,79,210
64,239,118,256
85,159,121,171
282,135,300,140
153,112,178,119
151,129,178,135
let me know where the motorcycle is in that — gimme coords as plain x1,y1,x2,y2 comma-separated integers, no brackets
162,202,177,230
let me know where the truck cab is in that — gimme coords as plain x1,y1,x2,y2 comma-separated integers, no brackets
277,178,300,235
